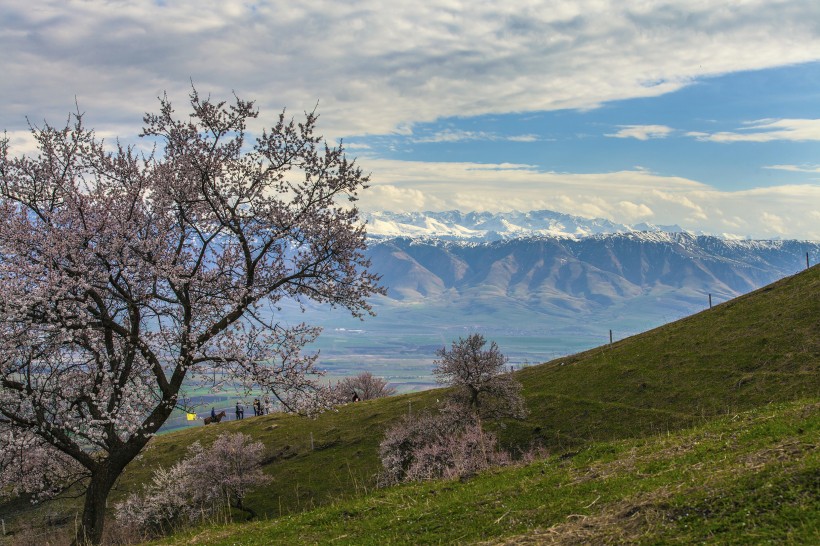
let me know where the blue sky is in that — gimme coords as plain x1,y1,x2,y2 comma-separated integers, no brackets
2,1,820,239
357,64,820,190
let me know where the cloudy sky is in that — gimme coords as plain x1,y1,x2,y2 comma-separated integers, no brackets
2,0,820,239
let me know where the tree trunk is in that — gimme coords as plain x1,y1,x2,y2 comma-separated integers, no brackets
234,496,258,521
470,386,480,409
73,465,118,545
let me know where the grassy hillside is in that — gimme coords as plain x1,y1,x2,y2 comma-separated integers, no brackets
504,262,820,452
1,265,818,542
154,399,820,545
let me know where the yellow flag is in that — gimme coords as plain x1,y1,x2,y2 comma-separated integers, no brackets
186,412,197,421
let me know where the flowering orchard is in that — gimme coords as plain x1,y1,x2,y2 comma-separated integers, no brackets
0,89,382,544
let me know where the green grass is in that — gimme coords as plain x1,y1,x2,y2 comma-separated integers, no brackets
503,263,820,447
1,265,818,543
152,400,819,545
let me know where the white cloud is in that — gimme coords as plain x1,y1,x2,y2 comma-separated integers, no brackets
764,164,820,173
357,159,820,240
606,125,674,140
363,184,441,211
344,143,373,150
3,1,820,140
3,1,819,240
616,201,654,221
413,130,495,143
507,134,539,142
688,119,820,143
412,129,539,143
2,130,39,156
761,212,787,235
649,189,707,220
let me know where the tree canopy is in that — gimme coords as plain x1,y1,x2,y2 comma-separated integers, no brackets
0,89,382,544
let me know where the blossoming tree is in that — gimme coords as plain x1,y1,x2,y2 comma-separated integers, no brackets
0,89,382,544
433,334,527,419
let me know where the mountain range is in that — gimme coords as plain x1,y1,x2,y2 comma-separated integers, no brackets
290,211,820,387
362,210,687,241
366,231,818,304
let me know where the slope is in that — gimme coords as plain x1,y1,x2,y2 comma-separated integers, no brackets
506,262,819,451
155,399,820,545
1,266,818,542
119,264,820,523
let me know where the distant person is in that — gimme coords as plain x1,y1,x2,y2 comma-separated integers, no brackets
351,391,360,403
211,407,216,420
253,398,261,416
263,396,271,415
235,402,244,420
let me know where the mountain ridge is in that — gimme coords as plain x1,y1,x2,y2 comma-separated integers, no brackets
362,209,689,241
367,232,820,304
360,209,820,242
295,228,820,383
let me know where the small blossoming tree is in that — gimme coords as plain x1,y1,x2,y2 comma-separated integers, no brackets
115,432,270,536
378,408,508,485
433,334,527,419
335,371,396,402
0,89,382,544
379,335,526,484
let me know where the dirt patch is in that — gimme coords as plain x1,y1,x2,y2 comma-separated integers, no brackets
488,491,673,545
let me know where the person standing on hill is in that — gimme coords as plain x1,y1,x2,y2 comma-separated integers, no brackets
211,407,217,420
235,402,244,420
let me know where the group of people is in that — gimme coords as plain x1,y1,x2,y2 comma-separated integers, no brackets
204,397,272,424
233,397,271,420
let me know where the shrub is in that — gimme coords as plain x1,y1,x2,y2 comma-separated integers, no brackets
379,408,507,485
115,432,269,538
335,371,397,402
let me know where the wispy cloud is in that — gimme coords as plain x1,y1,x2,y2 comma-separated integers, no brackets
764,164,820,173
507,134,539,142
606,125,674,140
412,129,538,143
342,142,373,150
687,119,820,143
3,1,819,240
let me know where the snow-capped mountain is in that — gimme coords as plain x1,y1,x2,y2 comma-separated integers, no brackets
290,230,818,382
360,210,819,313
362,210,685,241
283,212,819,385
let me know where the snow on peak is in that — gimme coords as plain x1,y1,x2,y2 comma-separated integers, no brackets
362,210,688,242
